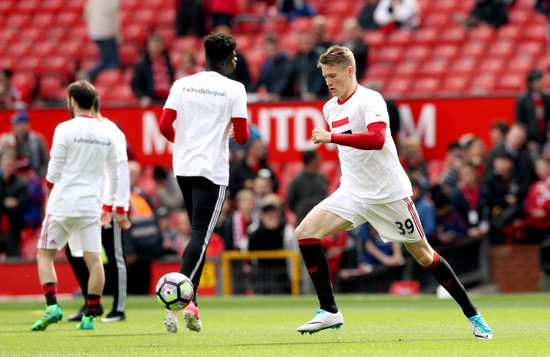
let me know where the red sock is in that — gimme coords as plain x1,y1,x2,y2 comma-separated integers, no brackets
86,294,102,317
42,282,57,306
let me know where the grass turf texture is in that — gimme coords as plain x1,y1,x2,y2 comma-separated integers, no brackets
1,294,549,356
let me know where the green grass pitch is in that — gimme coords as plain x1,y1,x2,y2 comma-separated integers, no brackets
1,293,549,356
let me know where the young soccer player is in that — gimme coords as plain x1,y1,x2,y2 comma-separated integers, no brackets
295,45,493,339
31,80,119,331
159,32,250,333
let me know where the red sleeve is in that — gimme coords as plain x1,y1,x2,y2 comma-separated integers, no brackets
330,122,387,150
231,117,250,145
159,108,177,143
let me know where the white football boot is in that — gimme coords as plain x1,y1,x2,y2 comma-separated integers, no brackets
297,309,344,334
164,309,178,334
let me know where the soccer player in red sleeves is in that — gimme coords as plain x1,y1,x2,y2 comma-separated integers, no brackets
295,45,493,339
159,33,249,333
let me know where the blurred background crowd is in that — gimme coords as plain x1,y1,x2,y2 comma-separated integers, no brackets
1,0,550,294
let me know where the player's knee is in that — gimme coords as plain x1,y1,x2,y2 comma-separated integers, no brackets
415,252,434,267
295,224,312,240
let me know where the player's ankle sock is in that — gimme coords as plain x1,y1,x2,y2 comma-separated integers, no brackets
86,294,102,317
42,282,57,306
423,252,478,318
299,238,338,313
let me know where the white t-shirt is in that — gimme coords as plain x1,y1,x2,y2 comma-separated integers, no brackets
102,117,130,211
323,85,412,203
164,71,248,186
46,116,119,217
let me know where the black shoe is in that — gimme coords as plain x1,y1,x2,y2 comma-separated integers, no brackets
67,304,104,322
101,311,126,322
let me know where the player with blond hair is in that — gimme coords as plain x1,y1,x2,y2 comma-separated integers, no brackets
295,45,493,339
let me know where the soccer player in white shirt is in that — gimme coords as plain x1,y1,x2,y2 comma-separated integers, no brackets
65,95,132,323
295,46,493,339
31,81,119,331
159,33,250,333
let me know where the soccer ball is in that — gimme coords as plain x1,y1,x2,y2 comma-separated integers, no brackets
155,272,194,311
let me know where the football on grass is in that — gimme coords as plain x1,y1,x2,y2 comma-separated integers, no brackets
155,272,194,311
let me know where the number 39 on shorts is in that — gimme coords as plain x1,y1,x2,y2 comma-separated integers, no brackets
395,219,414,235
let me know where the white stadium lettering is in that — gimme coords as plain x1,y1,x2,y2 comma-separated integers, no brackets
398,104,436,148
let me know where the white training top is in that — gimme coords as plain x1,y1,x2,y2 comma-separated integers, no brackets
164,71,248,186
102,117,130,211
323,85,412,203
46,116,119,217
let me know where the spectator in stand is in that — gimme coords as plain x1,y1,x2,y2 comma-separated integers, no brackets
213,25,251,91
0,69,29,110
544,129,550,156
399,137,430,187
374,0,421,31
229,138,279,196
358,0,380,30
17,158,45,235
449,161,488,239
410,173,436,239
523,155,550,242
462,0,508,29
341,18,369,81
248,195,293,294
171,209,191,256
483,123,536,186
175,50,203,80
83,0,120,82
158,207,178,256
10,111,49,178
252,35,295,101
149,166,184,213
516,69,550,157
480,150,525,243
435,142,463,190
286,150,328,223
431,185,468,246
131,34,175,108
462,136,487,179
277,0,317,20
489,120,509,149
125,160,162,294
360,223,405,270
0,150,28,257
290,31,328,101
210,0,238,28
220,188,255,251
536,0,550,70
175,0,206,37
312,15,334,54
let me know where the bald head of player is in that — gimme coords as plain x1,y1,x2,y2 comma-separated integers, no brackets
203,33,237,75
318,45,358,103
67,80,97,118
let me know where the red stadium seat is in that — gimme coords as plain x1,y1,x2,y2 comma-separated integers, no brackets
12,72,38,96
439,26,467,45
498,74,525,92
365,63,393,82
441,75,470,94
432,0,460,12
82,41,100,60
0,58,15,71
9,43,32,59
470,74,497,94
32,13,54,28
121,0,140,11
412,78,441,96
0,28,17,45
133,8,155,28
517,42,545,58
363,30,386,48
34,42,56,58
289,17,312,33
119,42,141,67
57,41,84,61
95,69,122,87
423,13,451,29
487,40,515,59
6,13,31,29
478,58,506,76
40,56,72,81
0,0,15,15
155,8,176,27
234,34,253,52
522,24,546,41
57,11,79,28
156,27,176,48
419,60,448,77
147,0,167,10
279,33,300,57
123,24,148,46
326,0,355,17
173,36,200,52
66,0,85,12
431,44,459,61
508,9,531,26
404,45,431,62
497,24,522,42
448,57,478,76
469,25,495,43
18,28,44,44
70,25,89,42
393,61,420,78
414,28,439,45
39,75,64,100
460,41,486,59
372,46,404,63
44,28,67,42
15,57,40,74
507,56,535,76
387,31,414,46
15,0,40,14
40,0,63,13
385,78,412,97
